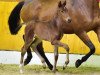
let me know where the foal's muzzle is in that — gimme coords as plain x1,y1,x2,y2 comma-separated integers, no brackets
68,19,72,23
66,17,72,23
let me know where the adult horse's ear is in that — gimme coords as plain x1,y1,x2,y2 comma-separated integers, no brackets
58,1,62,8
63,0,66,6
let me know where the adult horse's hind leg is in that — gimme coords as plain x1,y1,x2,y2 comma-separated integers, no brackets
94,27,100,42
75,31,95,68
36,42,53,70
24,48,32,66
30,38,46,69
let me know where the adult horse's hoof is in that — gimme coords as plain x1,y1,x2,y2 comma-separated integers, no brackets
63,66,65,70
75,59,82,68
48,64,53,70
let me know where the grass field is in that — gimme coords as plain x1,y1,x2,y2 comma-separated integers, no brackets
0,64,100,75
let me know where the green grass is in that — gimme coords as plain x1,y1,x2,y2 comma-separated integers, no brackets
0,64,100,75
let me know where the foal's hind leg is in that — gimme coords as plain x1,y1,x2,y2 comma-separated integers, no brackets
20,24,34,73
23,35,32,66
94,27,100,42
20,45,26,73
75,31,95,68
52,40,69,72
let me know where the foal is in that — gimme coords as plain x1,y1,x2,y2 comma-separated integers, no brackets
20,1,71,73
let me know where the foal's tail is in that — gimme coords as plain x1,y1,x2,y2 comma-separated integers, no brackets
8,1,24,35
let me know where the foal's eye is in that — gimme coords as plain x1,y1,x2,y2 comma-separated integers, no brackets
61,10,64,12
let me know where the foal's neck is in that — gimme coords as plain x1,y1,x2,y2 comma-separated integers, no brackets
51,10,63,30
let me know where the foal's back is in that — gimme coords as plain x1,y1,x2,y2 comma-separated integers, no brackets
33,21,62,42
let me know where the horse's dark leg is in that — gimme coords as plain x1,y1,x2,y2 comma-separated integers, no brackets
75,31,95,68
24,48,32,66
36,42,53,70
23,35,33,66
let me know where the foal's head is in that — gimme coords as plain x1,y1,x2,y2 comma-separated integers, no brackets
57,1,72,23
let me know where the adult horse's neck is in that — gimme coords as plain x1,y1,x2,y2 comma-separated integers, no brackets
71,0,99,19
86,0,99,17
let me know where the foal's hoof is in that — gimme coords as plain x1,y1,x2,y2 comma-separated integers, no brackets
52,69,58,73
63,61,69,70
75,59,82,68
20,70,24,74
42,65,46,69
52,69,56,73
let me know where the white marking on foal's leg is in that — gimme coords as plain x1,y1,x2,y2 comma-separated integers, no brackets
19,63,24,74
63,46,69,70
52,46,58,73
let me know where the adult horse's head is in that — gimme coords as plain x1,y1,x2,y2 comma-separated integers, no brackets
57,0,72,23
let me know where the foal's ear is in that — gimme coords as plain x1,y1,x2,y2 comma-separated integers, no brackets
63,0,66,7
58,1,62,8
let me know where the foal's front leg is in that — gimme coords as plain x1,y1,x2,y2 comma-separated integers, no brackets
52,46,58,72
52,40,69,72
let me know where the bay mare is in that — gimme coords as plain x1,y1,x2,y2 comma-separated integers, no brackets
8,0,72,73
25,0,100,68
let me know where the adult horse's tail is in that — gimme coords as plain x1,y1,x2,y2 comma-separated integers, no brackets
8,1,24,35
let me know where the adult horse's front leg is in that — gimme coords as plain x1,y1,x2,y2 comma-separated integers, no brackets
75,31,95,68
